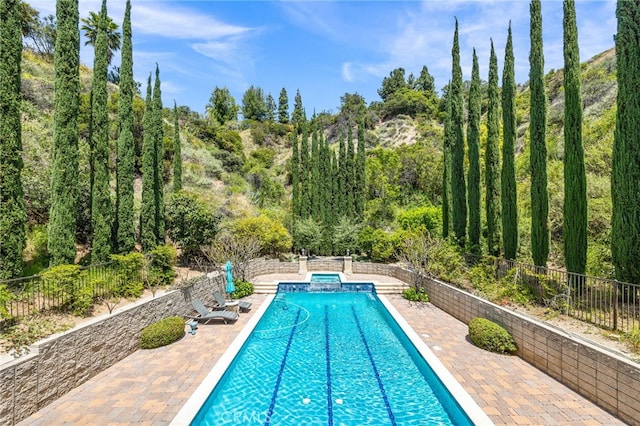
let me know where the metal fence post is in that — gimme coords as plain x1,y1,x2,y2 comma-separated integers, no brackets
613,280,618,331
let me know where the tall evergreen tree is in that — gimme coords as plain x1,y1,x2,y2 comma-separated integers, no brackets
530,0,549,267
0,0,26,278
140,73,156,251
451,19,467,246
320,134,333,254
501,23,518,260
89,0,112,262
292,89,305,132
48,0,80,265
331,150,339,222
467,49,481,254
442,88,452,239
278,87,289,124
265,93,276,121
415,65,435,94
322,136,334,231
291,131,300,219
486,40,501,256
152,65,165,245
299,126,311,218
356,116,366,220
114,0,135,253
346,124,356,217
172,101,182,193
337,132,347,215
563,0,587,274
612,0,640,284
310,125,322,221
206,86,238,125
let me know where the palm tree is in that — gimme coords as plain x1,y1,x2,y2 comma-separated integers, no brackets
81,10,121,65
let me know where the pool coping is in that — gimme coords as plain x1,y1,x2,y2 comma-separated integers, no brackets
378,295,494,425
170,294,276,426
171,291,493,426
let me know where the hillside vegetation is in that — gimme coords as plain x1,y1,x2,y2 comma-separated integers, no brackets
18,46,618,277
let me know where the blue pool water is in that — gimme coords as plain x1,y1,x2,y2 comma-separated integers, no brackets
190,292,473,425
310,273,342,283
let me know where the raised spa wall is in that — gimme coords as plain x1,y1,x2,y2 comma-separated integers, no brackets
1,258,639,426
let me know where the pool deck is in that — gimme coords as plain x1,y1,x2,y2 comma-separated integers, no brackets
18,274,625,426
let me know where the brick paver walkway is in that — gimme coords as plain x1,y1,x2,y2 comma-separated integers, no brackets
18,277,625,425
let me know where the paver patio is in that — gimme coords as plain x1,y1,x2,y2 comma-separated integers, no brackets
17,274,625,425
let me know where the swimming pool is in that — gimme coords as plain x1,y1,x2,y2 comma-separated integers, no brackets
172,291,492,425
310,273,342,283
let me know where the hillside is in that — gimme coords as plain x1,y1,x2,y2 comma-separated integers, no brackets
18,46,618,276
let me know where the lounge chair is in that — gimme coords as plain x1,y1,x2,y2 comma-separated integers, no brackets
213,290,252,312
189,299,239,324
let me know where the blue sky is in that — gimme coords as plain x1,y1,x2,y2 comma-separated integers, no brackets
30,1,616,116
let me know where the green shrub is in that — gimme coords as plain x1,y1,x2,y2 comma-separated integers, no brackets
231,279,254,299
468,317,518,354
147,245,177,287
140,316,185,349
166,191,220,261
111,252,145,298
0,284,12,319
402,287,429,303
40,264,94,316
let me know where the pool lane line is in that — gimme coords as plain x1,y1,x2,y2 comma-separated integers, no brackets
264,308,302,426
324,306,334,426
351,306,397,426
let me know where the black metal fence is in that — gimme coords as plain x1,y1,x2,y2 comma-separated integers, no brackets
1,262,144,319
494,258,640,333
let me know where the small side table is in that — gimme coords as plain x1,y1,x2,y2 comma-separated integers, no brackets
225,301,239,314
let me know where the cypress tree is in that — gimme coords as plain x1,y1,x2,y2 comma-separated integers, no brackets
152,65,165,245
337,132,347,215
451,19,467,246
299,125,311,218
346,124,356,217
467,49,481,254
278,87,289,124
321,135,333,254
563,0,587,275
323,136,334,230
501,23,518,260
49,0,80,265
114,0,135,253
140,73,156,251
292,89,305,132
356,116,366,220
90,0,112,262
0,0,26,278
486,40,501,256
331,150,339,222
310,125,321,221
530,0,550,267
172,101,182,193
442,88,452,239
291,131,300,219
612,0,640,284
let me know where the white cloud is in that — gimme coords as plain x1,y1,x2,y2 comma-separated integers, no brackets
342,62,354,82
131,3,252,40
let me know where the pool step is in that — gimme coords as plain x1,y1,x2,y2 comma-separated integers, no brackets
251,281,407,295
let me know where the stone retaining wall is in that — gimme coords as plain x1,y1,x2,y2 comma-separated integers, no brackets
245,258,298,277
414,270,640,426
0,273,225,425
307,259,343,272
